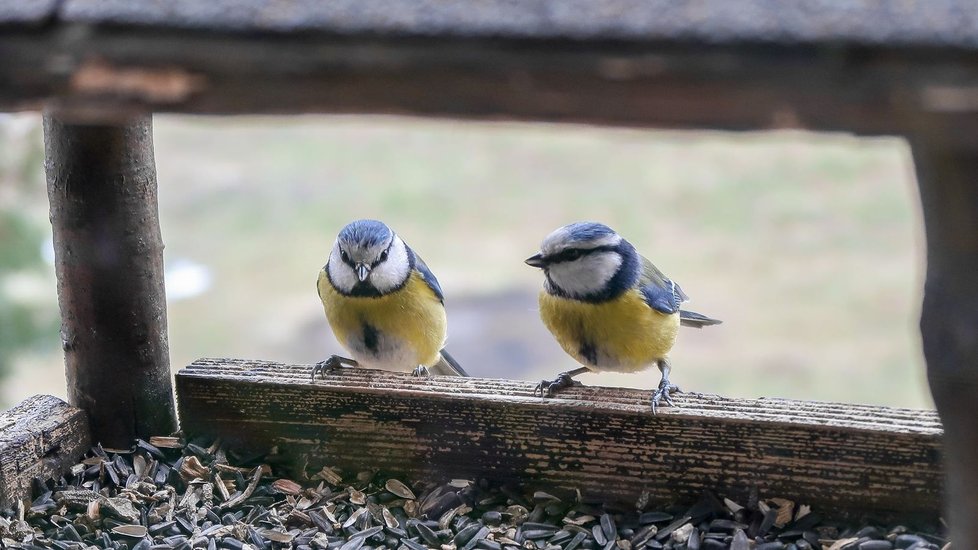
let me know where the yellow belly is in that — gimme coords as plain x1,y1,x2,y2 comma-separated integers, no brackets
318,270,447,371
538,289,680,373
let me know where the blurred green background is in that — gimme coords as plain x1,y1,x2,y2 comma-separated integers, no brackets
0,113,931,409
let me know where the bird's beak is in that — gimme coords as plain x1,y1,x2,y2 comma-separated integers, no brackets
355,263,370,282
525,253,548,268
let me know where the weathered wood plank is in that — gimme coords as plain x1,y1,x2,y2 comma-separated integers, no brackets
44,114,178,448
910,134,978,546
0,26,976,147
0,395,91,508
45,0,978,49
176,358,943,522
0,0,58,24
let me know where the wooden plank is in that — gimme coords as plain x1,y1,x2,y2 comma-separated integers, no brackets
0,395,91,508
46,0,978,49
0,28,977,143
0,0,58,24
176,358,943,522
909,134,978,545
44,114,178,448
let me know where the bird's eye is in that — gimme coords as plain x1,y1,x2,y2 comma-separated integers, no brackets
379,250,389,262
564,249,582,261
340,249,350,263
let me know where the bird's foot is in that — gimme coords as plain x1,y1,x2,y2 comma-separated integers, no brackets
650,380,681,415
312,355,357,380
534,372,583,398
412,365,430,378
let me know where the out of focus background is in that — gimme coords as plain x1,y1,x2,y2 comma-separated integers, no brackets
0,113,929,409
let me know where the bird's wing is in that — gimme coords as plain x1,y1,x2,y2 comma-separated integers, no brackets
409,247,445,303
316,267,328,301
428,349,469,376
637,255,687,315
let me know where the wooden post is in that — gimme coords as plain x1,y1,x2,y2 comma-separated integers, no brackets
910,137,978,544
43,113,176,448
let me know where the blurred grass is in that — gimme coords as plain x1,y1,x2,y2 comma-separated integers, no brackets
0,114,930,409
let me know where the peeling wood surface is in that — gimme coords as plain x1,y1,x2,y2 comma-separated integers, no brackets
176,358,943,522
0,395,91,508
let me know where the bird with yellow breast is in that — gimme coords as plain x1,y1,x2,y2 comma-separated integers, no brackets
525,222,720,413
314,219,466,379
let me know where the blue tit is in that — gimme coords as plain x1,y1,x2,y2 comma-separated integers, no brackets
525,221,720,413
313,219,467,379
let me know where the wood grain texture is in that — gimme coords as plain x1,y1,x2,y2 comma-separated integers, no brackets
0,395,91,508
44,114,177,448
176,358,943,523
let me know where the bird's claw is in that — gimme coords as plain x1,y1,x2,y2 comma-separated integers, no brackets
412,365,430,377
650,381,681,414
534,372,581,398
312,356,347,380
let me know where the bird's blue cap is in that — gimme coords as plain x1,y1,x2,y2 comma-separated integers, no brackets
337,219,393,247
562,221,617,244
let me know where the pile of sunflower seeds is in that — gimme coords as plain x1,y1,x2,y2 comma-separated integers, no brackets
0,437,947,550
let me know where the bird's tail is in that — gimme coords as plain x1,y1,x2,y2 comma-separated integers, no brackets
680,309,722,328
428,348,469,376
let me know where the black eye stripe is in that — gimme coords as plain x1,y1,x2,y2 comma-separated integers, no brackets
371,240,395,268
550,245,617,264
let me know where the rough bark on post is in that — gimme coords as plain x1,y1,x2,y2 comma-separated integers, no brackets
44,113,176,448
910,137,978,545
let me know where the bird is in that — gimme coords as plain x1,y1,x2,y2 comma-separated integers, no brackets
525,221,720,413
313,219,467,379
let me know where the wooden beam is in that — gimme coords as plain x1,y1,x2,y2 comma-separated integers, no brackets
176,358,943,523
0,395,91,508
44,113,177,448
0,28,977,148
47,0,978,49
910,134,978,545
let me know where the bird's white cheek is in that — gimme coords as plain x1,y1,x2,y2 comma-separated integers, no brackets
368,237,411,293
548,253,622,298
327,259,358,294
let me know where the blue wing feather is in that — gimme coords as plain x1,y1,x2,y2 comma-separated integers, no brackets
640,282,680,314
409,247,445,303
637,255,684,314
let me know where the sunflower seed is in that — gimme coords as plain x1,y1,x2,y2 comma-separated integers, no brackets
592,526,607,546
730,529,749,550
564,532,588,550
350,489,367,506
600,515,616,541
382,508,399,530
111,525,148,538
385,481,416,500
415,522,442,547
8,438,945,550
653,517,690,542
637,513,671,526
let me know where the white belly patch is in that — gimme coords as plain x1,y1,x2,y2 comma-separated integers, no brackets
344,327,420,372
